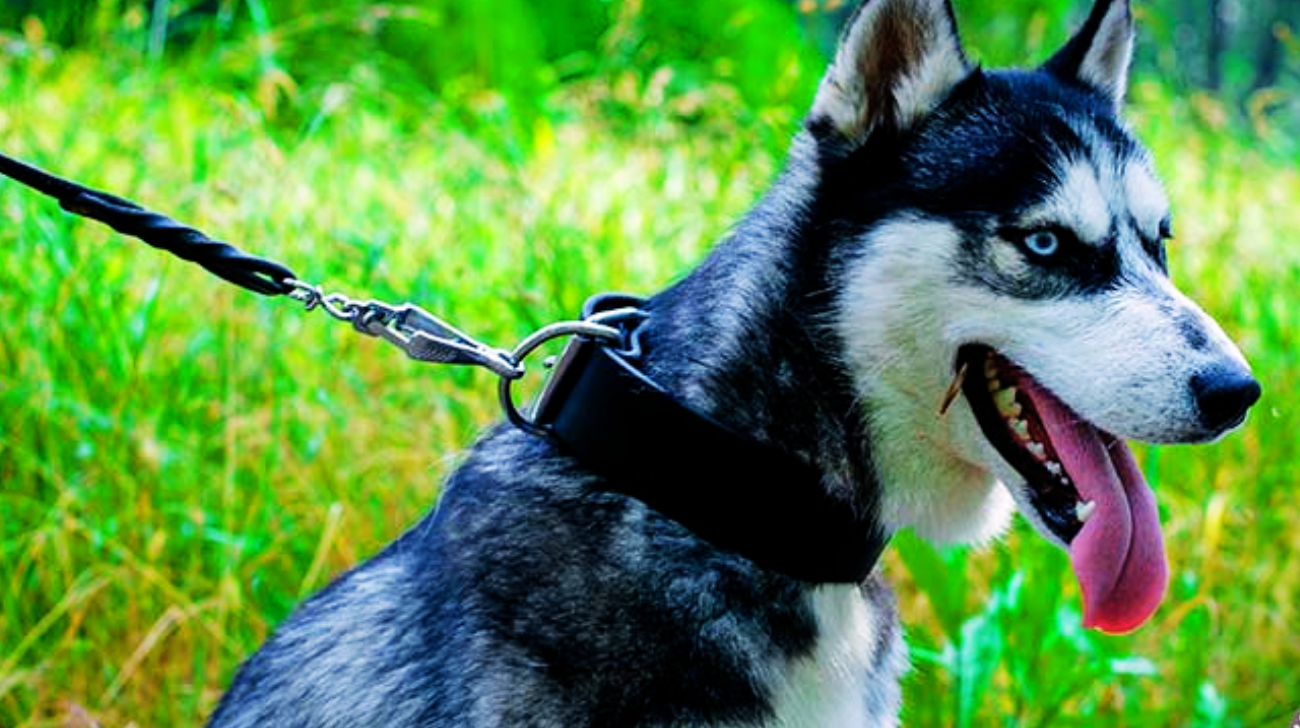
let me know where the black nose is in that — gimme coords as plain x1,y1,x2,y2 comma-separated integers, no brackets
1191,367,1261,433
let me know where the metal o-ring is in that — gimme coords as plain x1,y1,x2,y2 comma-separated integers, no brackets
498,321,622,436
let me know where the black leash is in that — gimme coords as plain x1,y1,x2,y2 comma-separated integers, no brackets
0,150,886,584
0,151,296,296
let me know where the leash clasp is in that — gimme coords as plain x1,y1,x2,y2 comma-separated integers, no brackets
286,278,524,380
366,302,524,380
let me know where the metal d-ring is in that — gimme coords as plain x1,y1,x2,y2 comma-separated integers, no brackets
499,320,623,435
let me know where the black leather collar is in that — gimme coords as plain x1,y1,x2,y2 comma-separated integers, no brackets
529,294,888,584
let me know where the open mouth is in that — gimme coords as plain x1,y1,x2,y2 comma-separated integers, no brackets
955,344,1169,634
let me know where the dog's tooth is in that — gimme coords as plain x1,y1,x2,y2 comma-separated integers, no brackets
993,386,1016,411
1076,500,1097,523
1011,419,1031,441
1026,440,1046,459
1045,461,1063,476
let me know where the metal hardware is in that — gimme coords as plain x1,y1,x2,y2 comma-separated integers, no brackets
286,279,526,380
498,320,623,434
497,307,642,434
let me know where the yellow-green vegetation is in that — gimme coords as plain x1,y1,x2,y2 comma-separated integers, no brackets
0,4,1296,728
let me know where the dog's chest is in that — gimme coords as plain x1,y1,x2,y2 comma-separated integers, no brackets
741,584,906,728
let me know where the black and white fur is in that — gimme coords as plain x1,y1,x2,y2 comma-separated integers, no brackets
206,0,1257,725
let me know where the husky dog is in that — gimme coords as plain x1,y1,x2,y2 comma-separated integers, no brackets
207,0,1259,725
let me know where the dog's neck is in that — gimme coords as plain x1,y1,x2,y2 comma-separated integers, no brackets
638,132,880,520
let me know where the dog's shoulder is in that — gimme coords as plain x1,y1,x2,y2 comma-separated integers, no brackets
432,427,909,727
209,424,907,727
427,426,814,724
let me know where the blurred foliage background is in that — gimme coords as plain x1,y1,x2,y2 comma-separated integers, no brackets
1,0,1295,151
0,1,1296,727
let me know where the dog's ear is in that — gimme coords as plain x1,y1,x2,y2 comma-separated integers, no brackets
809,0,970,143
1043,0,1134,110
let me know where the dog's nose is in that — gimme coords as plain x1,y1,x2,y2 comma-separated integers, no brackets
1190,367,1261,433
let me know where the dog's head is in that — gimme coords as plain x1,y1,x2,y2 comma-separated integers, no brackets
813,0,1259,632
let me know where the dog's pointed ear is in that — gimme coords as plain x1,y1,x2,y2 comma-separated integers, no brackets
1043,0,1134,110
809,0,970,143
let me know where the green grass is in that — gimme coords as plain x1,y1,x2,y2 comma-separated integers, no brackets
1,11,1298,728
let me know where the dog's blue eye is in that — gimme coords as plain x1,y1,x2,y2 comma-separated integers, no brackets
1022,230,1060,258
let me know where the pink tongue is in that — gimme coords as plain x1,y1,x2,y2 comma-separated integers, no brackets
1022,381,1169,634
